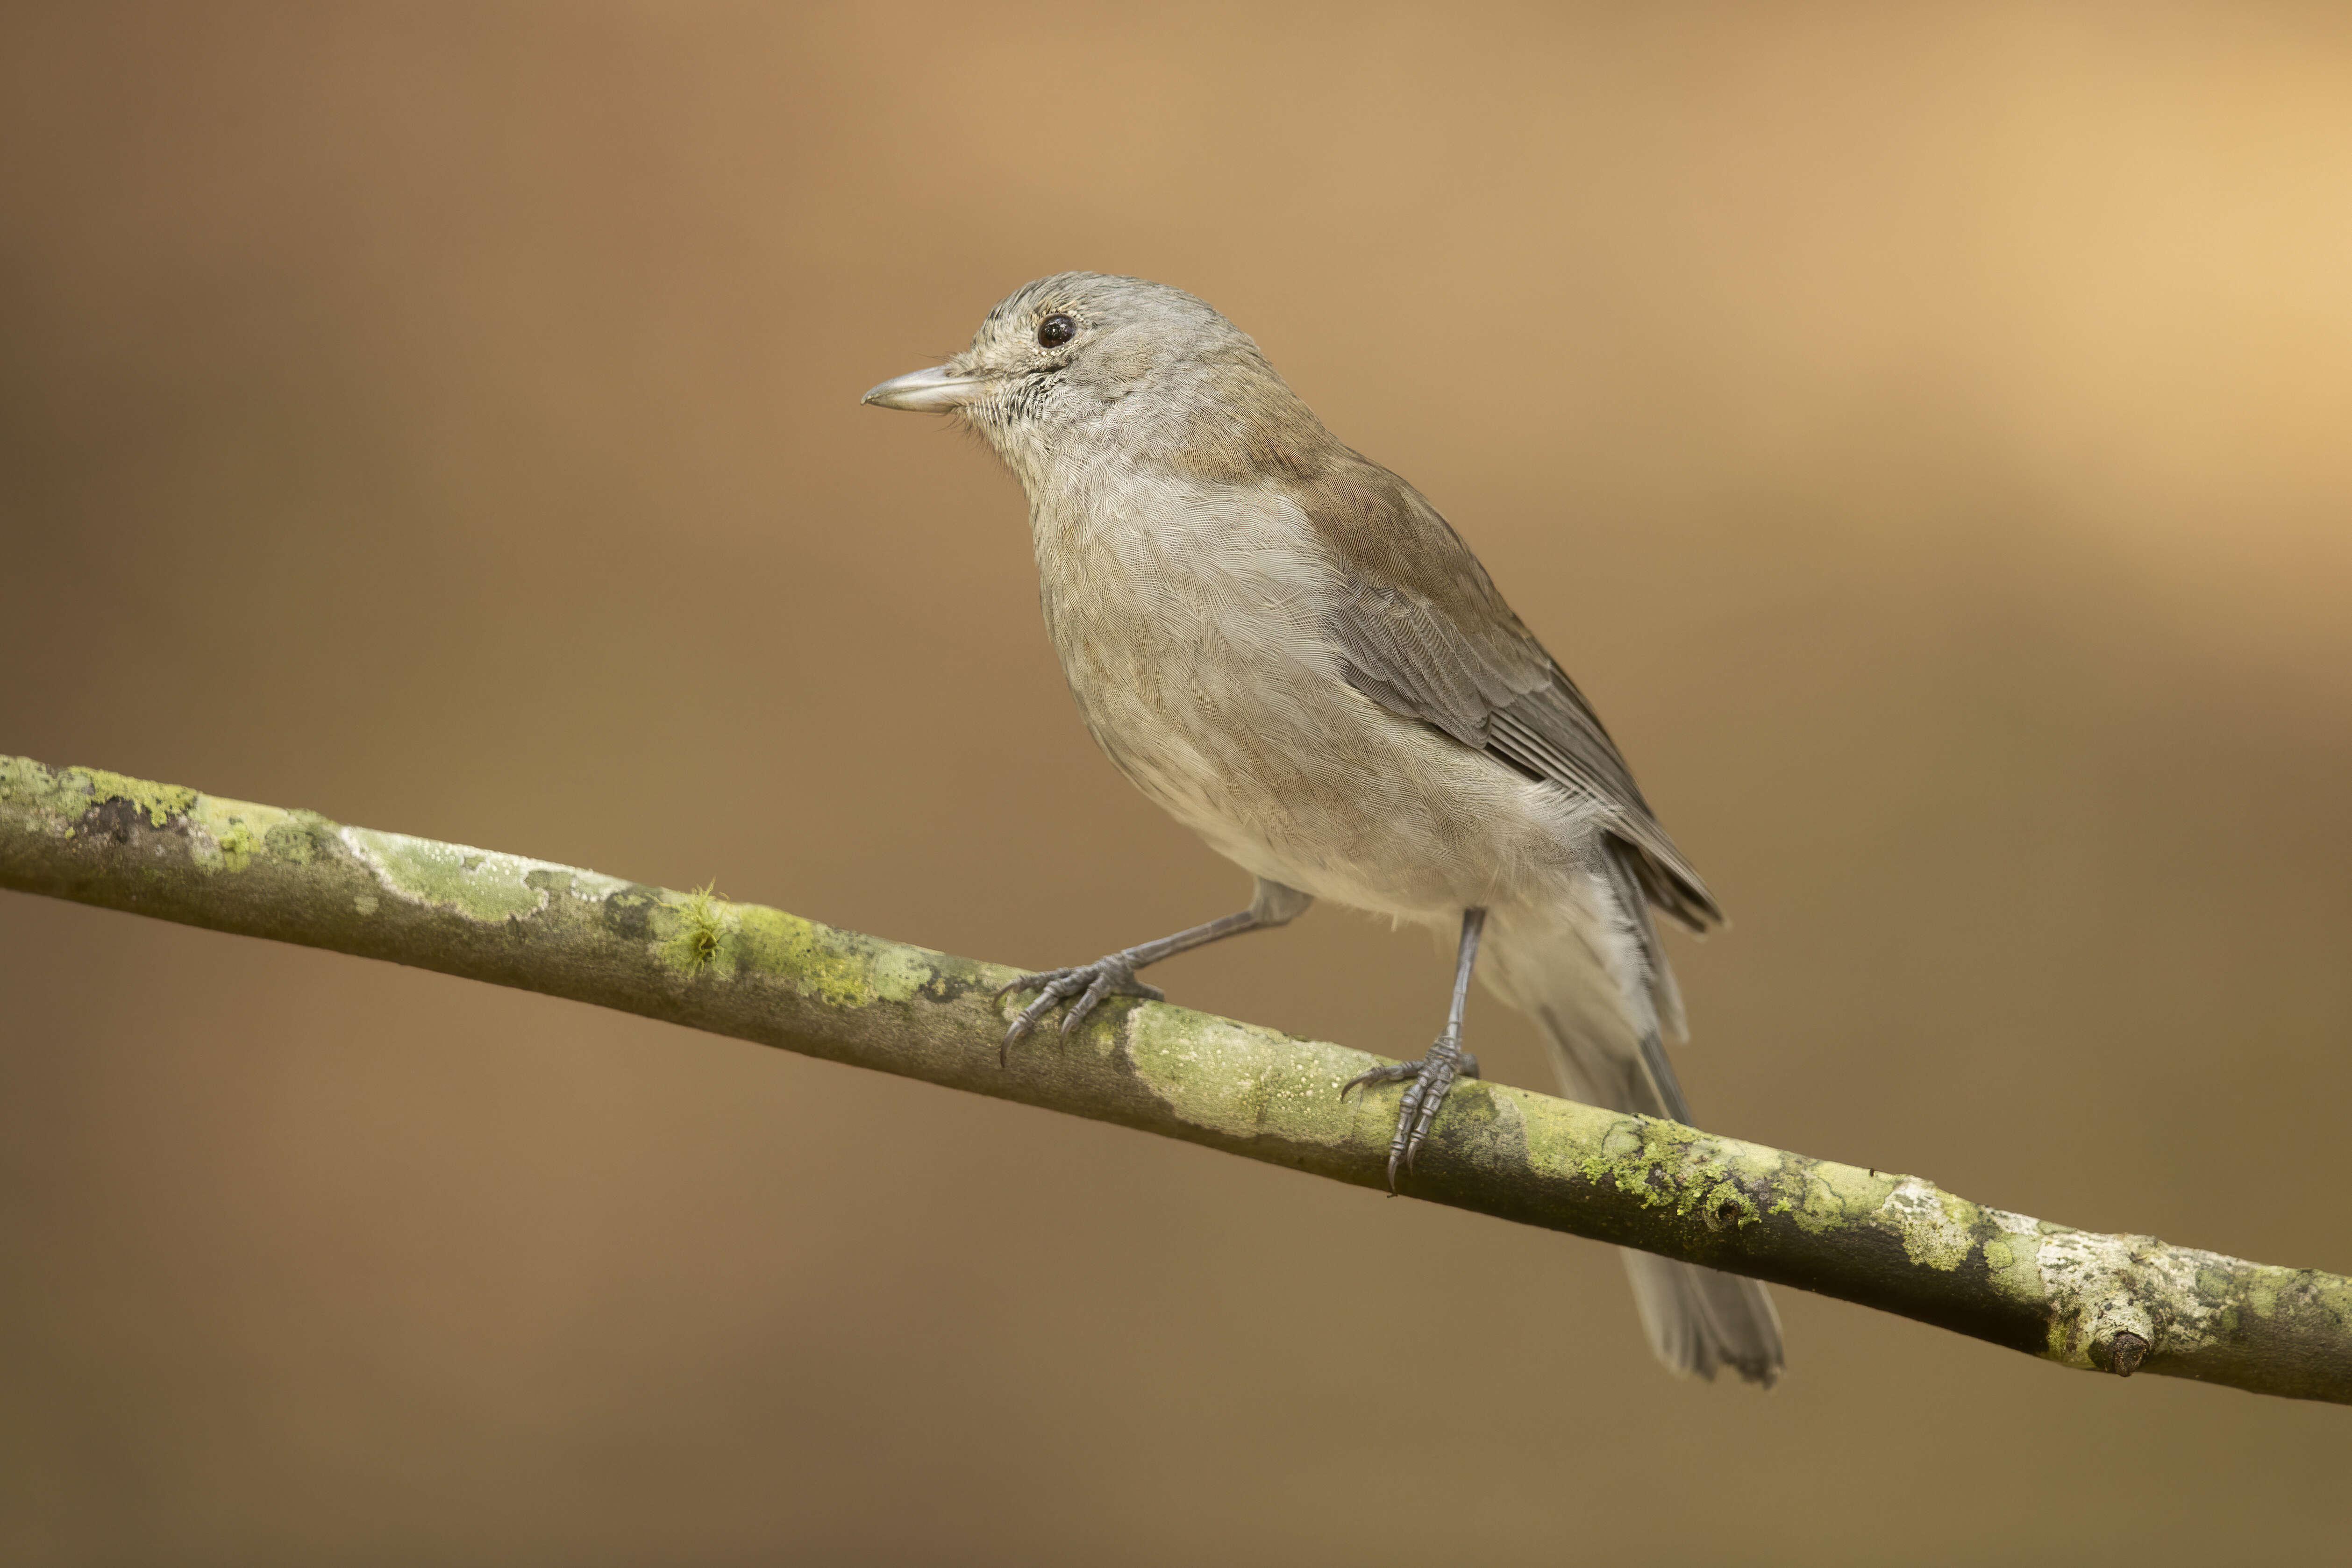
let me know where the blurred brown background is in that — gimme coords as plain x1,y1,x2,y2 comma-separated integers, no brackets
4,3,2349,1562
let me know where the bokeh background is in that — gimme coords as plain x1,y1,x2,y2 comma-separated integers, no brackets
5,4,2350,1562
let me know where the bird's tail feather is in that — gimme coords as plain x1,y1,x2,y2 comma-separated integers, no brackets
1485,904,1784,1387
1618,1244,1784,1387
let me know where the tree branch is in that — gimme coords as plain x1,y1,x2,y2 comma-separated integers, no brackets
3,752,2345,1403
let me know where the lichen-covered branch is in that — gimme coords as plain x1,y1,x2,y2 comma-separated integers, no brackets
3,753,2347,1404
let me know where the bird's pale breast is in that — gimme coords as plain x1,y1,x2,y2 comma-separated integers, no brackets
1028,467,1597,922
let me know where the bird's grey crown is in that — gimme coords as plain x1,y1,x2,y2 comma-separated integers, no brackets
972,271,1241,344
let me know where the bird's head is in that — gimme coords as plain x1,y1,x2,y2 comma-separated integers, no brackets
862,272,1314,491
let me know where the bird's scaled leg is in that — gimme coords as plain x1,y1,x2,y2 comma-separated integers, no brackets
997,879,1311,1060
1342,908,1486,1191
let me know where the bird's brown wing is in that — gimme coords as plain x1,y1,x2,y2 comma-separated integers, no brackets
1288,450,1722,938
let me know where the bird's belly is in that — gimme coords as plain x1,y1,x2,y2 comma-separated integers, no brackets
1043,570,1591,923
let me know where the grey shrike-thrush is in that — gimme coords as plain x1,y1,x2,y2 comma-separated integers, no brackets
862,272,1782,1386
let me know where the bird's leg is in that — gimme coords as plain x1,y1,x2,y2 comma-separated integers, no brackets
1341,908,1486,1191
997,879,1311,1060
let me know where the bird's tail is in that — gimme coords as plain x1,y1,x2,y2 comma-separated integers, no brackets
1483,896,1784,1388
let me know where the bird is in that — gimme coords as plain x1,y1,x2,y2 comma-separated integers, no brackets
861,272,1782,1386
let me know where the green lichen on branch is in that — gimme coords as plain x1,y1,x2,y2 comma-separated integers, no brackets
1570,1113,1782,1223
0,757,289,873
2,749,2347,1405
75,769,198,828
0,757,196,830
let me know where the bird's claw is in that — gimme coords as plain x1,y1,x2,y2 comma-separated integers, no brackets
1341,1034,1480,1191
996,953,1165,1061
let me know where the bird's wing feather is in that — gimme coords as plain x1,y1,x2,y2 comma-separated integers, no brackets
1286,451,1722,938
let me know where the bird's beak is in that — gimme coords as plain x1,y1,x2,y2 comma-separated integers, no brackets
860,365,989,412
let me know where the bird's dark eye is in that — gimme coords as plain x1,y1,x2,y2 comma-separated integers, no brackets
1037,314,1076,348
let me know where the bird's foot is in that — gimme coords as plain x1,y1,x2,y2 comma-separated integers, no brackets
1340,1032,1481,1191
995,952,1165,1060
